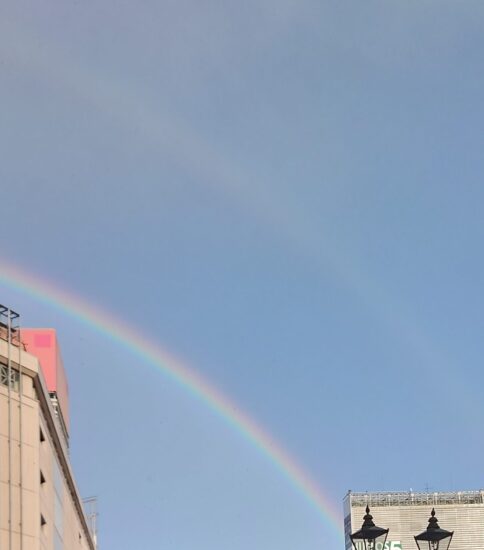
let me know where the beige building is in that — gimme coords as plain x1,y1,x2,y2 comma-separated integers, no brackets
0,306,96,550
344,490,484,550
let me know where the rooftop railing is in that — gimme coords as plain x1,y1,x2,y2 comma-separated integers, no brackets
348,491,484,507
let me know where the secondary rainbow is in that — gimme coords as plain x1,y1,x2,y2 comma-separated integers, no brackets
0,260,343,538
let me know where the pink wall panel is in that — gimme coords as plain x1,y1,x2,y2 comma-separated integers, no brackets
21,328,70,433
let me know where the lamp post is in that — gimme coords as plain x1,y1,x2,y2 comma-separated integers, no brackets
350,506,389,550
414,509,453,550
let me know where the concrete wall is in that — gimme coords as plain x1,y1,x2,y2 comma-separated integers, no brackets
0,372,39,549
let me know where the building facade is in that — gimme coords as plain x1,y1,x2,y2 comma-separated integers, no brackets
0,305,96,550
344,490,484,550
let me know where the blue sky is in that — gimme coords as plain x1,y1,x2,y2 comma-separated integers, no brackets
1,1,484,548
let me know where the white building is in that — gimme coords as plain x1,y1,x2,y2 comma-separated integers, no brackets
344,490,484,550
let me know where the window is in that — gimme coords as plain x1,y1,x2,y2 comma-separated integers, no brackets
40,427,46,442
53,458,64,548
40,470,46,484
54,530,63,550
40,514,47,527
0,363,19,391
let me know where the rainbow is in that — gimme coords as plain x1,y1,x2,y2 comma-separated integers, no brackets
0,259,343,539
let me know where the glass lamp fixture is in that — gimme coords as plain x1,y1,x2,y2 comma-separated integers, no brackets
414,509,453,550
350,506,389,550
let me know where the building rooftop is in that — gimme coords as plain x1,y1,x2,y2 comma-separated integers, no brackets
347,490,484,507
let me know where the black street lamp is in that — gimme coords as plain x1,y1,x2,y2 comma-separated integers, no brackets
414,509,453,550
350,506,389,550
